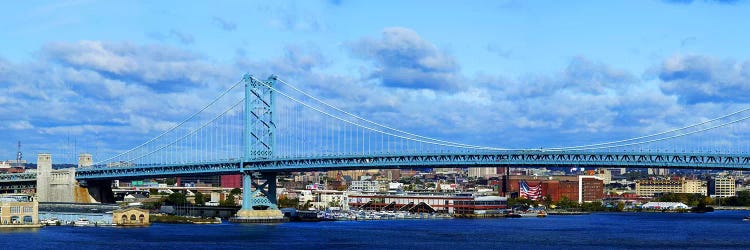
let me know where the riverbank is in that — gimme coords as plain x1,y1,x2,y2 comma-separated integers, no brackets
713,206,750,210
150,214,221,224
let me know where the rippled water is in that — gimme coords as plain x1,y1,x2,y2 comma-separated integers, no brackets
2,210,749,249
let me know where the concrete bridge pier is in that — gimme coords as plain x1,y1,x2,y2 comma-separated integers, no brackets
232,171,282,222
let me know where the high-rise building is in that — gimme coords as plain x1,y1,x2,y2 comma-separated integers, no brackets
647,168,669,176
579,175,605,203
595,169,612,185
709,176,736,198
635,178,707,197
467,167,498,179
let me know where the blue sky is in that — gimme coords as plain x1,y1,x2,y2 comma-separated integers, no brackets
2,0,750,163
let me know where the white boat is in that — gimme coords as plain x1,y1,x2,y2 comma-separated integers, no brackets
743,216,750,221
73,218,95,227
41,218,60,225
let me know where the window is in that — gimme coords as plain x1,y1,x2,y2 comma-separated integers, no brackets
10,207,20,214
23,207,33,213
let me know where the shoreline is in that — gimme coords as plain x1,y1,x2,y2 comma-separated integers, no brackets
712,206,750,211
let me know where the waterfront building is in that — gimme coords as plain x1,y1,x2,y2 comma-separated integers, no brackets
709,176,736,198
291,190,350,210
635,178,707,197
452,196,507,215
504,175,604,203
348,193,506,214
642,202,689,210
579,175,605,203
0,194,38,226
113,207,150,226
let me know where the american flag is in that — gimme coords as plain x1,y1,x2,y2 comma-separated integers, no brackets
520,180,542,200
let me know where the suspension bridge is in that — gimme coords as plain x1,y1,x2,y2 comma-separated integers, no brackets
16,73,750,212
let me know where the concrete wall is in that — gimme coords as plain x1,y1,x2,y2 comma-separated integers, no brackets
35,153,101,203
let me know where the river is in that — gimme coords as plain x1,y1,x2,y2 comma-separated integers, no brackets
1,210,749,249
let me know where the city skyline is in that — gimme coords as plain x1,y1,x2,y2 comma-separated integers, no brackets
2,0,750,162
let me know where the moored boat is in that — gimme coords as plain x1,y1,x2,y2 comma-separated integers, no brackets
41,218,60,226
73,218,95,227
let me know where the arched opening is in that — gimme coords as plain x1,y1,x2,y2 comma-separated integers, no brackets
121,215,128,224
130,214,136,222
23,216,32,224
10,216,19,224
139,214,145,224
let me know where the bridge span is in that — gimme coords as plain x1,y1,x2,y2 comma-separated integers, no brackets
73,151,750,180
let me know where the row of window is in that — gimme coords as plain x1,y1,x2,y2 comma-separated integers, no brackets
0,206,34,214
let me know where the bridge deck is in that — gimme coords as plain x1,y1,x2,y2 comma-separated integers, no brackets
73,151,750,180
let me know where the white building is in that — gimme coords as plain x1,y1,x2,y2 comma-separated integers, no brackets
294,190,349,210
642,202,689,210
349,181,380,193
388,182,404,191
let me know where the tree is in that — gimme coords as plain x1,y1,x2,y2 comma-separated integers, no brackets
616,202,625,211
542,194,553,208
278,196,300,208
165,178,177,186
221,194,236,206
194,191,205,206
230,188,242,196
166,192,187,205
555,196,578,210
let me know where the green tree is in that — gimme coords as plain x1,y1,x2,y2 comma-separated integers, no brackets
230,188,242,196
542,194,553,208
165,178,177,186
554,196,578,210
166,192,187,205
616,202,625,211
194,191,204,206
221,194,236,206
278,196,300,208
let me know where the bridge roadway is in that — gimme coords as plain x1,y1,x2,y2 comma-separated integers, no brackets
72,151,750,180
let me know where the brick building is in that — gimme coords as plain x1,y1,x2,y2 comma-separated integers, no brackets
503,175,604,203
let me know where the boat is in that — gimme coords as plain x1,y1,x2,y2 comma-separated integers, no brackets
508,209,547,218
73,218,95,227
41,218,60,226
743,216,750,221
